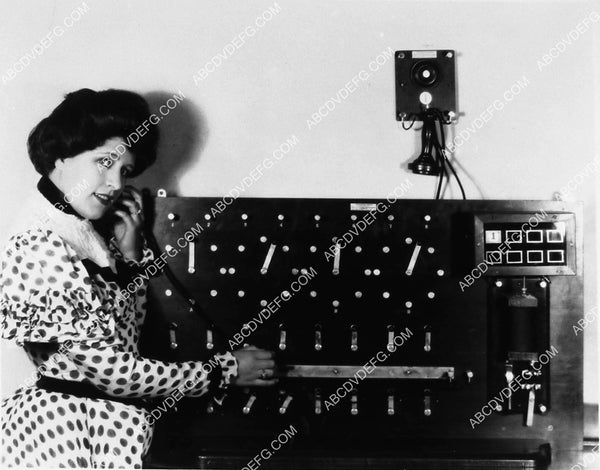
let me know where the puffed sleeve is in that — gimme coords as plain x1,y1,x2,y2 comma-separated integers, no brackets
1,228,239,398
65,343,238,398
0,229,117,345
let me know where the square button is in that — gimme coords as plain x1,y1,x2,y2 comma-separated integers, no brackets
526,230,543,243
485,251,502,264
506,251,523,264
485,230,502,244
505,230,522,244
547,250,565,263
547,229,564,243
527,250,544,263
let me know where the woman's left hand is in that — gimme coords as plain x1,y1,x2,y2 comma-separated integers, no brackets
112,186,145,262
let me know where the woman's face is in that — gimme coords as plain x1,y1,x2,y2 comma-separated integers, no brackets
49,137,135,220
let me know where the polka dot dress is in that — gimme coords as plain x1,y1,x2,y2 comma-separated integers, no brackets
0,197,238,468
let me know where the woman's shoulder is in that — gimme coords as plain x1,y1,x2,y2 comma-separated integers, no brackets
2,226,78,267
0,227,115,345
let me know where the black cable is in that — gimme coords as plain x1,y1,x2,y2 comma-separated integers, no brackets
442,150,466,200
430,111,466,200
143,227,219,334
435,149,448,199
429,108,467,200
402,113,419,130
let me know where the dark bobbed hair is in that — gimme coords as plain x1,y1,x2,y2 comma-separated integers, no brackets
28,88,158,177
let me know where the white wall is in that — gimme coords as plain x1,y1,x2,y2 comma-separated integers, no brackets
0,0,597,424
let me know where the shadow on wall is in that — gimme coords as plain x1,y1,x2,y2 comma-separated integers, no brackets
133,91,208,196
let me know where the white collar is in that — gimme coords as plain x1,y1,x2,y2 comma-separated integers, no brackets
26,191,117,273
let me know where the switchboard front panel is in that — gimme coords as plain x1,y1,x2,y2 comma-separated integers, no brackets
140,198,583,469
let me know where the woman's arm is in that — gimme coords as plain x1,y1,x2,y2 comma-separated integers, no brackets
65,341,240,398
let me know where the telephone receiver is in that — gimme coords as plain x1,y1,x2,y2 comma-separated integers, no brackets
91,192,133,240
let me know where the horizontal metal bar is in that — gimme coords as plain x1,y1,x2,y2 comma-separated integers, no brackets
283,365,454,380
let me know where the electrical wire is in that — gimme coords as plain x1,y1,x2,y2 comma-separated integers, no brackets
401,113,419,130
143,227,220,335
415,108,467,200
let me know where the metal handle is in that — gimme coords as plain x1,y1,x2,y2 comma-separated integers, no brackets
314,324,322,351
350,325,358,352
424,391,432,416
169,322,178,350
279,325,287,351
279,395,293,415
243,395,256,414
351,394,358,415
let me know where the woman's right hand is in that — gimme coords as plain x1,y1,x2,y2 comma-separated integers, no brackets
231,345,278,386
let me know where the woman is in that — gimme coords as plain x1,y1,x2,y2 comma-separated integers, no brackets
0,88,277,468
